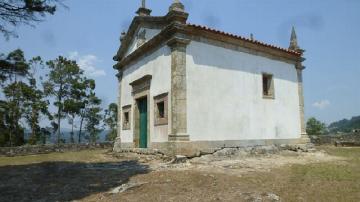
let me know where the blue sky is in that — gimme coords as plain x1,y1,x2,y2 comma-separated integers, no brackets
1,0,359,124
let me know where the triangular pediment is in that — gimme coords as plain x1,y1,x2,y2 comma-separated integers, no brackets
114,16,167,61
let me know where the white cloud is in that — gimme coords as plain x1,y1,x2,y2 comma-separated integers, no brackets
68,51,106,77
312,100,330,110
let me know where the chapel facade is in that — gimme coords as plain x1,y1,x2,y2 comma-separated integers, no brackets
113,0,310,155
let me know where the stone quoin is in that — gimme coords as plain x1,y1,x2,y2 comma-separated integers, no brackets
113,0,310,156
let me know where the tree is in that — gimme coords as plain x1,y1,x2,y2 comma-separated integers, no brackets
43,56,83,144
328,116,360,133
0,49,30,146
306,117,327,136
104,103,118,141
76,79,96,143
0,49,29,85
0,100,10,146
0,0,64,38
64,77,94,143
84,93,102,143
39,127,51,144
17,57,52,145
3,81,30,146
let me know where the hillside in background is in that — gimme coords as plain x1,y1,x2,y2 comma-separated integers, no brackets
24,129,110,144
329,116,360,133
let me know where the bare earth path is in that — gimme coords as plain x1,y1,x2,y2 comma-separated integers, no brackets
0,146,359,202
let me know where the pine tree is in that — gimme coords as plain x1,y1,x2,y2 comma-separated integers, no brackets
0,49,30,146
43,56,83,144
0,0,64,38
104,103,118,141
84,93,102,143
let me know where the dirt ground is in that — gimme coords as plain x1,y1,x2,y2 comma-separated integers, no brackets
0,146,359,202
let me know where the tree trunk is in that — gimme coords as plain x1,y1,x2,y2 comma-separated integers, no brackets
57,84,63,145
78,116,84,144
57,105,61,144
42,133,46,145
70,114,75,143
30,109,36,145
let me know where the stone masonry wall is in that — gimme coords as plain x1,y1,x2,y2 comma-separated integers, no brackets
0,143,113,157
310,133,360,146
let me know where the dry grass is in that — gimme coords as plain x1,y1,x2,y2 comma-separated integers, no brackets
0,149,114,166
0,146,359,201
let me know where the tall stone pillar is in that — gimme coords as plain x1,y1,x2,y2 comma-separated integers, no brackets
296,64,310,143
167,37,190,141
113,72,123,151
296,66,305,133
288,26,310,143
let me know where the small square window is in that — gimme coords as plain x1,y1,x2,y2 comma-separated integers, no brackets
122,105,131,130
157,101,165,118
154,93,168,126
124,112,129,123
262,73,275,99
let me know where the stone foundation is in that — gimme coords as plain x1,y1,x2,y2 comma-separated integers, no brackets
114,137,310,157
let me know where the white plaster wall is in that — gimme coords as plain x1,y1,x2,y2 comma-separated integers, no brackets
186,41,301,141
125,27,161,57
120,45,171,143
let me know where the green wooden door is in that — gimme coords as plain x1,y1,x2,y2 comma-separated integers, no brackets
138,98,147,148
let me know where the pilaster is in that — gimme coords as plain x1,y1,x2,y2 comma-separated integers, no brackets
296,63,310,143
115,72,123,144
167,37,190,141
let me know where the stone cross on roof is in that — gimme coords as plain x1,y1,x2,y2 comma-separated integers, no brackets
136,0,151,16
141,0,146,8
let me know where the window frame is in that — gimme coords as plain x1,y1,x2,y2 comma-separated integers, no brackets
262,73,275,99
154,93,168,126
122,105,131,130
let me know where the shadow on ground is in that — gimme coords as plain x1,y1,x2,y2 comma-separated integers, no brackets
0,160,149,202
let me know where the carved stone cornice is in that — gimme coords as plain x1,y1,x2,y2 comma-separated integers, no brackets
115,71,123,81
165,10,188,24
114,22,305,72
130,75,152,95
166,37,190,48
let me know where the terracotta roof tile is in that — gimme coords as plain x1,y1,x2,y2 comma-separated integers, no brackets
187,24,301,56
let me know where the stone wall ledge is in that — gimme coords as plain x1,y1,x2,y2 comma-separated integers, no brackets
310,133,360,146
114,143,315,158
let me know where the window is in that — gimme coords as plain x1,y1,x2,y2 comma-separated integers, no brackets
157,101,165,118
262,73,275,99
154,93,168,125
124,112,129,123
122,105,131,130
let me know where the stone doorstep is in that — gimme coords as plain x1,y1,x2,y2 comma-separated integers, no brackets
115,148,165,156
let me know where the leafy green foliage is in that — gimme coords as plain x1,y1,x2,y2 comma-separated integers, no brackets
84,93,103,143
0,49,29,85
104,103,118,141
1,49,105,147
328,116,360,133
306,117,327,136
0,0,64,38
64,77,95,143
43,56,84,144
0,49,31,146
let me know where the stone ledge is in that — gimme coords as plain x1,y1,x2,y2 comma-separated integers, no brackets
114,138,312,157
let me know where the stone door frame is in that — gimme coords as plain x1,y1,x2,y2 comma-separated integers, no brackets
130,75,152,148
